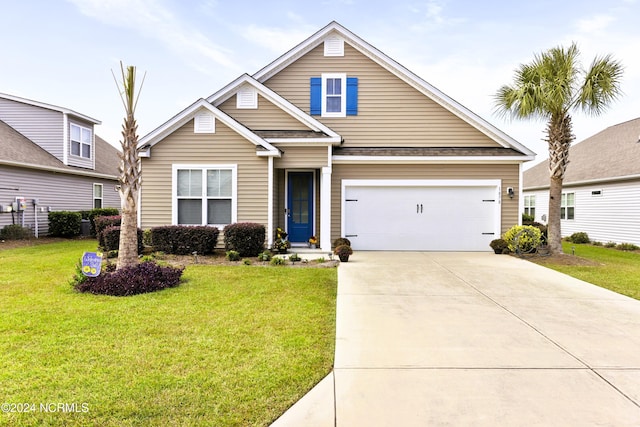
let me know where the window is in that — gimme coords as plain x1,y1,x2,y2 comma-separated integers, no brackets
174,165,236,226
524,195,535,218
70,123,92,158
93,184,103,209
310,75,358,117
561,192,575,220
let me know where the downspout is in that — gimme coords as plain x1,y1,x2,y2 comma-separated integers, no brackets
267,156,274,247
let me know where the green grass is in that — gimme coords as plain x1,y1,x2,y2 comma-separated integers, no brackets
0,240,337,426
536,241,640,300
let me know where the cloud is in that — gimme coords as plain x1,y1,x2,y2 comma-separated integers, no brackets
240,23,317,53
408,0,466,32
574,14,615,33
66,0,237,70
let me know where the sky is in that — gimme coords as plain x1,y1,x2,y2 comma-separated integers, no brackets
2,0,639,168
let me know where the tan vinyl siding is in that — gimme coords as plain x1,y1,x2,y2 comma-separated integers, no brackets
264,44,501,148
140,119,269,229
273,145,329,168
218,94,309,131
330,163,520,242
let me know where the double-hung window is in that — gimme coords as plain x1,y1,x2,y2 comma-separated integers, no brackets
310,73,358,117
175,165,236,226
524,195,535,218
93,183,103,209
70,123,92,159
561,192,575,220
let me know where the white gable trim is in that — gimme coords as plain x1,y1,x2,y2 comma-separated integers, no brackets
207,74,342,144
0,92,101,124
137,99,280,157
252,21,535,157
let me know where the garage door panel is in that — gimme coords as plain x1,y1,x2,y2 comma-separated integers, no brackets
344,185,498,251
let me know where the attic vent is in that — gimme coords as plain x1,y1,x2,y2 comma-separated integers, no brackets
194,111,215,133
324,35,344,57
237,85,258,109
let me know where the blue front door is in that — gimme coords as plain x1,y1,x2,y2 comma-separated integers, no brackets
287,172,314,243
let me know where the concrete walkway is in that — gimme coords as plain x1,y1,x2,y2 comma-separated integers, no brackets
272,252,640,426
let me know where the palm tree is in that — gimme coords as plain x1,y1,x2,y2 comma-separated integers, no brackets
113,63,145,269
495,43,622,254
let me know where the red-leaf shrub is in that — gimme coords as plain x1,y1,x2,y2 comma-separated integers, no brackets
150,226,219,255
95,215,122,246
223,223,265,257
74,262,184,296
101,225,144,254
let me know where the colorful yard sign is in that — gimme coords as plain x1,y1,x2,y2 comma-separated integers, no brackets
82,252,103,277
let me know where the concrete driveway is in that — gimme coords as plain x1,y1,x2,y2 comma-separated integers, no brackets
272,252,640,426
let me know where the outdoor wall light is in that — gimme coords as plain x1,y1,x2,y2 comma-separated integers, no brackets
507,187,514,199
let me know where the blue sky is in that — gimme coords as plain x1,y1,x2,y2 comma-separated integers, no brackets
2,0,639,166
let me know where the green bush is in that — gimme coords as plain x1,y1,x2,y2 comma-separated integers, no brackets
333,237,351,248
522,213,535,223
592,240,603,246
223,223,265,257
289,253,302,262
150,226,219,255
489,238,509,254
617,243,639,251
503,225,542,253
48,211,82,237
568,232,590,244
605,241,617,248
226,250,241,261
257,250,272,262
270,257,286,266
0,224,32,240
101,226,144,254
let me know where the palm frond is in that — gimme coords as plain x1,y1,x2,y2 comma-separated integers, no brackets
578,54,624,115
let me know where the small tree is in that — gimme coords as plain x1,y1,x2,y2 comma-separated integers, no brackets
113,63,146,270
495,43,622,253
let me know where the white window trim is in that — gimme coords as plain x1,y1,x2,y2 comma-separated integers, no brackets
321,73,346,118
70,123,92,159
524,194,535,216
93,183,103,209
172,164,237,227
561,192,575,220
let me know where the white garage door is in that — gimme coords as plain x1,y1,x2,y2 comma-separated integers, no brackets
343,182,500,251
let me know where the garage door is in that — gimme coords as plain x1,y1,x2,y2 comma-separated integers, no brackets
343,182,500,251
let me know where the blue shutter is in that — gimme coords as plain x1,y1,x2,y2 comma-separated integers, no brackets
310,77,321,115
346,77,358,116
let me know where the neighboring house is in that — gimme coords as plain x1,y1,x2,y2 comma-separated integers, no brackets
138,21,535,251
0,93,121,236
523,118,640,245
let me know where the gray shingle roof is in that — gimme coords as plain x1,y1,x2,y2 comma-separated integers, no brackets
524,117,640,189
0,119,119,178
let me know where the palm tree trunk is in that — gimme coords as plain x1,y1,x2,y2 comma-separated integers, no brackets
546,114,574,254
118,205,138,269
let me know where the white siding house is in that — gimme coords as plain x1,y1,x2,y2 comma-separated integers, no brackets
523,118,640,245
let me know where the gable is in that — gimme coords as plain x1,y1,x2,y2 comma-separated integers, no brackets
262,43,503,149
218,93,310,131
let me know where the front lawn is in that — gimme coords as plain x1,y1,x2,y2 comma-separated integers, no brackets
529,241,640,300
0,240,337,426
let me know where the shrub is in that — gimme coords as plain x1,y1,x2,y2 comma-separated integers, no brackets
87,208,120,236
592,241,603,246
94,215,121,246
503,225,542,253
101,226,144,254
289,253,302,262
74,261,184,296
522,213,535,223
316,257,325,263
333,237,351,248
617,243,639,251
334,245,353,256
568,232,590,244
150,226,219,255
489,238,509,254
226,250,241,261
223,223,265,257
605,241,617,248
0,224,32,240
48,211,82,237
270,257,286,266
257,250,272,262
242,259,252,265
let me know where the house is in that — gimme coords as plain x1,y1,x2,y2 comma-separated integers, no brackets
137,21,535,251
0,93,121,236
523,117,640,246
